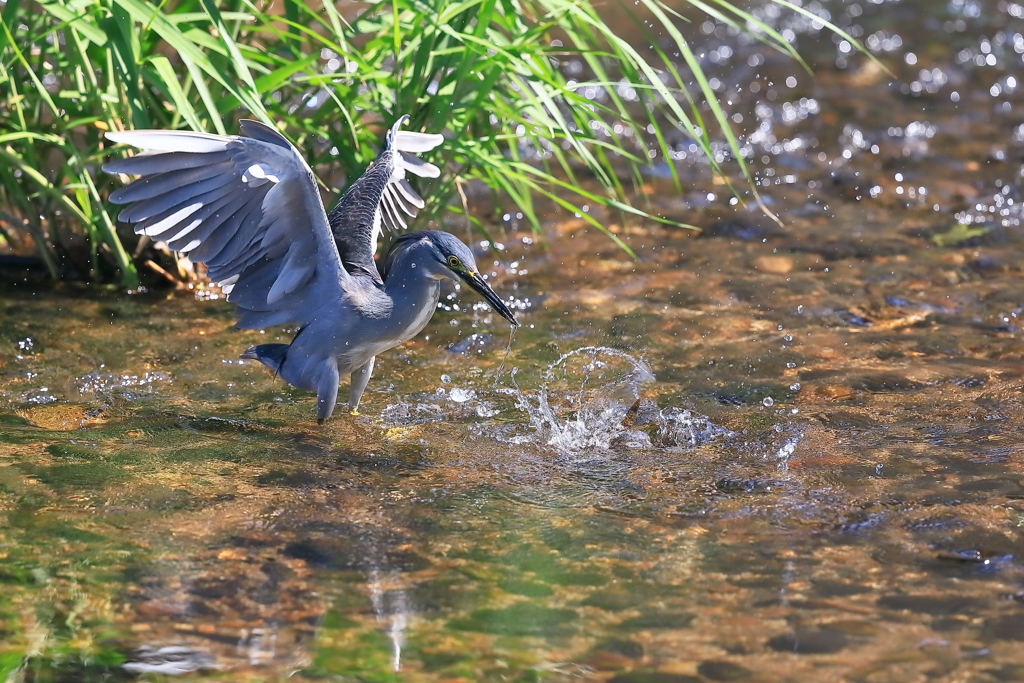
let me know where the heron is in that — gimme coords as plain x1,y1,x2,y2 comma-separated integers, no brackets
103,116,519,422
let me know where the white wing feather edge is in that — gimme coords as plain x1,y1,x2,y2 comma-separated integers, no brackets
377,126,444,234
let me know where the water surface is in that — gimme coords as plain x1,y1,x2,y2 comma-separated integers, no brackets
3,0,1024,680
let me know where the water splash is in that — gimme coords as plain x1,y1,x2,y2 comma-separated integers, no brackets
448,387,476,403
77,370,171,396
653,406,731,448
504,346,658,455
380,346,728,457
20,387,57,404
771,433,801,475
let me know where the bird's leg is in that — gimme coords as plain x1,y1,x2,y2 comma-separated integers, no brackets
315,360,341,424
349,356,376,415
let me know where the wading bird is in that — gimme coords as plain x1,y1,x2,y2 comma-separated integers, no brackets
104,116,519,422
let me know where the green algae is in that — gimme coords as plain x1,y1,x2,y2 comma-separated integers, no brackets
449,602,579,637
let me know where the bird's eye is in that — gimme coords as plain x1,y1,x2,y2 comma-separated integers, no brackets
447,255,461,269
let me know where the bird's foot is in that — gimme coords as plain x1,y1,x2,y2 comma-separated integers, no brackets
316,418,326,425
350,408,361,416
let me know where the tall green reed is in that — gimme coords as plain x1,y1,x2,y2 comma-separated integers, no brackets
0,0,868,285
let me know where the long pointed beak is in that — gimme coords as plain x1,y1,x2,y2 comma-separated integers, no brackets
461,272,520,326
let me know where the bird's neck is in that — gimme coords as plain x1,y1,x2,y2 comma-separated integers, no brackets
379,241,442,340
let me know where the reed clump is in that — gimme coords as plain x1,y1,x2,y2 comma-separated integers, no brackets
0,0,860,285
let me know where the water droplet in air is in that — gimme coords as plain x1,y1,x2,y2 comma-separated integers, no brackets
449,387,476,403
440,374,452,384
762,397,775,407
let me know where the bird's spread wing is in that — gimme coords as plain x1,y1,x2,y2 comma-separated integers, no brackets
327,116,444,282
104,120,349,330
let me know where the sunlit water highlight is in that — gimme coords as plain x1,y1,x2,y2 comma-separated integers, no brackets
4,0,1024,680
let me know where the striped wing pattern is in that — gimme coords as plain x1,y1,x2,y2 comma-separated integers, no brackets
326,116,444,282
105,120,349,330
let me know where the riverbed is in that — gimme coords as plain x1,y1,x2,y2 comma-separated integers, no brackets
2,0,1024,680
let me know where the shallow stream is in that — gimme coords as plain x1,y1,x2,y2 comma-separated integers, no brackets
3,0,1024,680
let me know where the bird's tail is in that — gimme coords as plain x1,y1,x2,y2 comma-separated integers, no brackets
240,343,289,376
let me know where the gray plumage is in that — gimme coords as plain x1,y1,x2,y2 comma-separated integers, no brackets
104,116,519,422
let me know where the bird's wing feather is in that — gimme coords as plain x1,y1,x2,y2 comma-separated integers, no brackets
105,120,349,329
327,117,443,282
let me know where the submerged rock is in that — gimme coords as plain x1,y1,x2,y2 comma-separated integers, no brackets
697,661,753,681
767,629,848,654
608,672,702,683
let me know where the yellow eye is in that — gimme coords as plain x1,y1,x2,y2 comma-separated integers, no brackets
447,255,461,269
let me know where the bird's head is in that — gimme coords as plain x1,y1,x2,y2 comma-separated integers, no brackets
393,231,520,326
